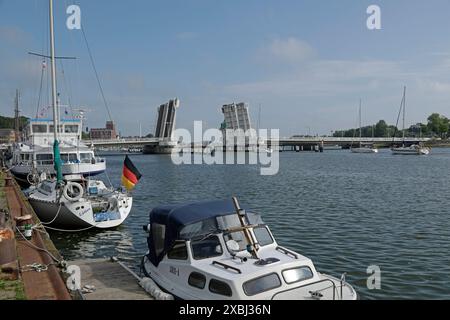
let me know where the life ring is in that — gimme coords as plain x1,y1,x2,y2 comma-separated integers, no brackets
27,172,40,186
63,182,84,202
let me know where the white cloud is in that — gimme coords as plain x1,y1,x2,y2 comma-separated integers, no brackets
268,37,315,63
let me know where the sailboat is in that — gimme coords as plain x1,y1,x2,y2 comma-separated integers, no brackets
391,87,430,155
351,100,378,154
25,0,133,231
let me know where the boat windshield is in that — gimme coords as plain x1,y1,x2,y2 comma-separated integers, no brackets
179,212,264,240
223,226,274,253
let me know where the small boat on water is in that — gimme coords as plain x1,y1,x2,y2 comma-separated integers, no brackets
351,144,379,154
141,198,357,300
26,174,132,230
351,100,378,154
24,0,136,232
391,87,431,156
392,144,430,155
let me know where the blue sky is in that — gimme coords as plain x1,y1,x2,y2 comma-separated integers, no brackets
1,0,450,136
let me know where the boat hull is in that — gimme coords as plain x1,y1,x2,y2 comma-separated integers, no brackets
392,147,430,155
351,148,378,154
28,196,133,231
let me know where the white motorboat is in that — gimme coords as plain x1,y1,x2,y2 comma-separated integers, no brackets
141,198,357,300
9,118,106,186
26,175,132,230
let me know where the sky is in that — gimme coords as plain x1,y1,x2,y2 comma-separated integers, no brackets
1,0,450,137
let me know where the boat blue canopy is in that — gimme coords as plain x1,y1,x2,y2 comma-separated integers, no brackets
147,199,263,266
150,199,240,227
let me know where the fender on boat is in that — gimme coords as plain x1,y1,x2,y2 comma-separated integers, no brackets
140,277,174,300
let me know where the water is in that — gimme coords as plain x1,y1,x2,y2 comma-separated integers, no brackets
51,149,450,300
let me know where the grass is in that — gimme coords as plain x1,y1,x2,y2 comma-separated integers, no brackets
0,277,27,300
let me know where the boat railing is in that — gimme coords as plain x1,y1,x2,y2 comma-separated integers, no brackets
211,261,242,274
276,246,298,259
271,278,346,300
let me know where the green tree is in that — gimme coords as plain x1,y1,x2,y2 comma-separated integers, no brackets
374,120,388,137
427,113,449,138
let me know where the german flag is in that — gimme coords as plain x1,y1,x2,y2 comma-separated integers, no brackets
122,155,142,191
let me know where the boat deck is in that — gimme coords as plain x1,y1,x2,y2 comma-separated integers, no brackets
69,258,153,300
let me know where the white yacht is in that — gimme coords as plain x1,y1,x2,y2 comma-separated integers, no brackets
351,144,379,154
392,144,430,155
9,118,105,186
391,87,430,156
25,175,132,230
351,100,378,154
141,198,357,300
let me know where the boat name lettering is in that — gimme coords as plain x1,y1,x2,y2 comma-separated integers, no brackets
169,266,179,276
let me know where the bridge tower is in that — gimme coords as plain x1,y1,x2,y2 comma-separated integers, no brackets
143,98,180,154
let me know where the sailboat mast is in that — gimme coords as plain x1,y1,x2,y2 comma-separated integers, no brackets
402,86,406,144
49,0,58,142
359,99,362,139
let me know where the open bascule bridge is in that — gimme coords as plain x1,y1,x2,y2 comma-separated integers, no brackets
83,99,431,153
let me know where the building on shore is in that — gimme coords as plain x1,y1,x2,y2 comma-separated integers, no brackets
90,121,118,140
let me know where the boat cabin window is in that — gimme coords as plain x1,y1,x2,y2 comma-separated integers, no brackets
80,153,93,163
167,241,188,260
209,279,232,297
65,125,79,133
243,273,282,296
49,125,64,133
20,154,32,162
36,154,53,165
191,235,223,260
223,231,247,251
61,153,79,163
282,267,314,284
253,226,274,247
151,223,166,256
32,124,47,133
188,272,206,289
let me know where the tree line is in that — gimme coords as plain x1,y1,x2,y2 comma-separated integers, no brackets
0,115,29,130
333,113,449,139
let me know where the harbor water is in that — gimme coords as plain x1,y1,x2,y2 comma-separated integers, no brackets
51,149,450,300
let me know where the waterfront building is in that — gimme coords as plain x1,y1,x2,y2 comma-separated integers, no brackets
90,121,119,140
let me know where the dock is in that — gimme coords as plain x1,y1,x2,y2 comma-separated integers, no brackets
0,171,70,300
69,258,153,300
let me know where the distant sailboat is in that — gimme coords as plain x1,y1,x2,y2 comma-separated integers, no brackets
351,100,378,154
391,87,430,155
